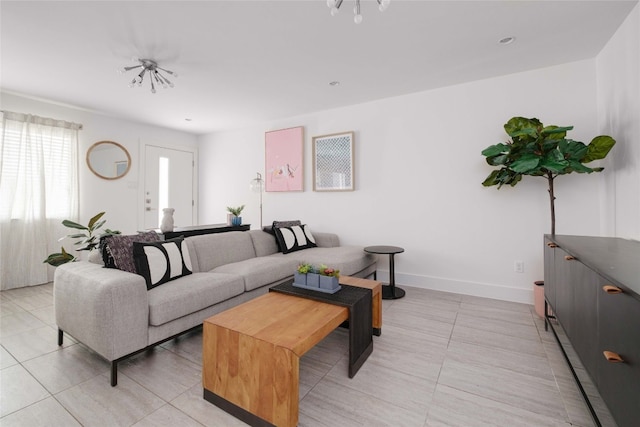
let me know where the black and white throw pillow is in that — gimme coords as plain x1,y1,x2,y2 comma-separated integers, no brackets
266,220,303,251
273,224,317,254
272,220,302,229
133,237,193,290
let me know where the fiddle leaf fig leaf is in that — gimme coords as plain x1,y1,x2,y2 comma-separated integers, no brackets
541,125,573,139
481,170,501,187
510,128,538,139
567,160,595,173
559,139,588,160
482,168,523,188
583,135,616,163
486,154,508,166
481,143,508,157
540,159,568,173
504,117,541,137
509,173,523,186
510,154,540,173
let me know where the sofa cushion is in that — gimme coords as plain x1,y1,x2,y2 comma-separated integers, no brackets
100,231,160,273
184,232,256,273
271,246,376,277
248,230,279,257
147,272,244,326
213,256,299,291
133,238,193,290
273,224,317,254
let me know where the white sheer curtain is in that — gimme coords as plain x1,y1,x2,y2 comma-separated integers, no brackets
0,111,80,289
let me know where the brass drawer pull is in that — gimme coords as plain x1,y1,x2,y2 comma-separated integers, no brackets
603,285,623,294
547,242,558,248
603,351,624,363
564,255,575,261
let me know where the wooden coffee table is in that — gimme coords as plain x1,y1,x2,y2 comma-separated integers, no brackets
203,292,348,427
202,276,382,427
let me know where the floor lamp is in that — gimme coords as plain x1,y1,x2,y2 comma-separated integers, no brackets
250,172,264,228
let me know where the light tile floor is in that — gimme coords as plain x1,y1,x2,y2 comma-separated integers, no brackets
0,283,598,426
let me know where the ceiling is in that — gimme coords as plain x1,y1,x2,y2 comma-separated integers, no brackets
1,1,637,135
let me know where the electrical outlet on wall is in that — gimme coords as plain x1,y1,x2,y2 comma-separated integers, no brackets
514,260,525,273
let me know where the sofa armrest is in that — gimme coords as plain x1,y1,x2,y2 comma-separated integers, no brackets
313,232,340,248
54,262,149,362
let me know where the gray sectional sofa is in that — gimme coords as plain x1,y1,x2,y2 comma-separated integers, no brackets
53,229,376,386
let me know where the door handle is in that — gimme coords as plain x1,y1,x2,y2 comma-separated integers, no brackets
547,242,558,248
564,255,575,261
602,285,623,294
146,207,157,211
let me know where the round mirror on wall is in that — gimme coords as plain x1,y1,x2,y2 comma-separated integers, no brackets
86,141,131,180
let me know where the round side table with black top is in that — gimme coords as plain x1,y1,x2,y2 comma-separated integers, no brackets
364,245,405,300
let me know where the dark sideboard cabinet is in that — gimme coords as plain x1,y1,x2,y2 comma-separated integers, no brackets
544,235,640,427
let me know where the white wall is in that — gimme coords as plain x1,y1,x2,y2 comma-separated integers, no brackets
199,59,605,304
1,92,198,234
596,3,640,240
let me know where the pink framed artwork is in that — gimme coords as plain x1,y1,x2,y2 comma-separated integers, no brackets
265,126,304,192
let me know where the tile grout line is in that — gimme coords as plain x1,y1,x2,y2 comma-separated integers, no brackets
422,298,462,426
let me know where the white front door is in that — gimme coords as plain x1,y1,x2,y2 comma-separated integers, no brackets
144,145,194,230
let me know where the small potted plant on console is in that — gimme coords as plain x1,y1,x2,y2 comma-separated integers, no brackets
226,205,245,226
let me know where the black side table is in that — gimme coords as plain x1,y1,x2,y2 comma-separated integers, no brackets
364,246,405,300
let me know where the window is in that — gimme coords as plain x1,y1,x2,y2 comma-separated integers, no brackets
0,111,81,289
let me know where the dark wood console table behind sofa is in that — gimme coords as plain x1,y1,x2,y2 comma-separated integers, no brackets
544,234,640,427
162,223,250,239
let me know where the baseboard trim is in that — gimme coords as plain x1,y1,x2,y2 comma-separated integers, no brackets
374,270,534,305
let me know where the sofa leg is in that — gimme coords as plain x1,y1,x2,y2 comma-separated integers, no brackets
58,328,63,346
103,324,202,387
111,361,118,387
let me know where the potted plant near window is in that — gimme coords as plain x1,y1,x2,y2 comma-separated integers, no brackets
226,205,245,226
43,212,120,266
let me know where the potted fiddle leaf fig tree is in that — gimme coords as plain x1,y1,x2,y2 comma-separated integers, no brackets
481,117,616,235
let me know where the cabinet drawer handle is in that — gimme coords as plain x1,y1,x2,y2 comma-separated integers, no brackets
564,255,575,261
547,242,558,248
603,351,624,363
603,285,623,294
